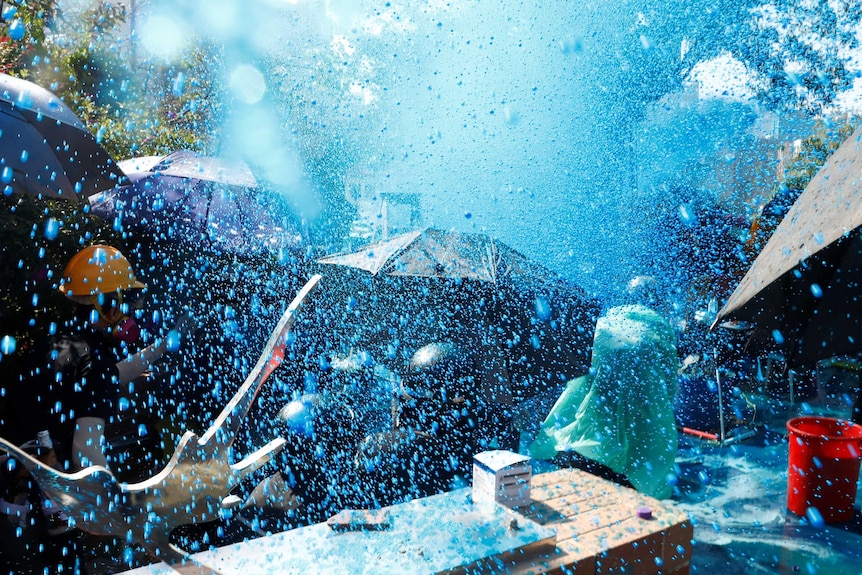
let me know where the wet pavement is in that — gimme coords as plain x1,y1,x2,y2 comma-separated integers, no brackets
673,389,862,575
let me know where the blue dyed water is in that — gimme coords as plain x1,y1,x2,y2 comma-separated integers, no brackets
674,398,862,575
6,1,862,572
131,0,853,305
124,2,862,571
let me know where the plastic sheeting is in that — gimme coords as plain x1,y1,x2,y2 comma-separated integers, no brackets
530,304,678,499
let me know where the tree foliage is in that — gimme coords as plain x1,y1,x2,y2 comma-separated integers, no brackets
1,0,220,160
584,0,862,123
0,1,222,355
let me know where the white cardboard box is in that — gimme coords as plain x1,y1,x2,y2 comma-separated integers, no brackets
472,450,532,508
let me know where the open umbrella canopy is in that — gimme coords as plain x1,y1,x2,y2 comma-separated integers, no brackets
0,74,124,198
318,227,553,283
314,227,602,401
715,124,862,366
88,150,304,255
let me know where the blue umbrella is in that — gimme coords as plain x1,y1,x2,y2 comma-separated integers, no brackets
88,150,304,254
0,73,124,198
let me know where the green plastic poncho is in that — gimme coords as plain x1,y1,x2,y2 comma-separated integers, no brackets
529,304,678,499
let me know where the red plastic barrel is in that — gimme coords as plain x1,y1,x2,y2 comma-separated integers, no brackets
786,416,862,523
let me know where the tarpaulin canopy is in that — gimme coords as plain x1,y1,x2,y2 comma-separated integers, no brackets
715,124,862,366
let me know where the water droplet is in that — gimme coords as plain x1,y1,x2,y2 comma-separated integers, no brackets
44,218,59,240
503,106,519,125
559,37,583,53
679,204,697,226
810,283,822,298
172,72,186,97
805,506,825,529
0,335,16,355
91,247,107,265
166,329,181,352
534,296,551,321
1,166,12,184
772,330,784,345
8,19,25,41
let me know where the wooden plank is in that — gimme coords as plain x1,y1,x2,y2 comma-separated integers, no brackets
514,468,693,575
118,467,692,575
660,519,694,574
121,489,557,575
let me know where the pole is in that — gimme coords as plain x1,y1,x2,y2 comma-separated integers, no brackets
714,347,726,444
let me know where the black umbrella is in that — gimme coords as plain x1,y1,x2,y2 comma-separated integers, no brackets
314,227,602,402
714,124,862,367
88,150,304,255
0,73,123,198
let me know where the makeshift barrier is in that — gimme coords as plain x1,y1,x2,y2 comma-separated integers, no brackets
786,416,862,523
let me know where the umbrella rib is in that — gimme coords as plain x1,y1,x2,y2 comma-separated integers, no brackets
487,237,499,284
203,183,216,249
378,229,425,275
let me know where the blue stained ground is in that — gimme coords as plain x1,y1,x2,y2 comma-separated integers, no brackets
671,391,862,575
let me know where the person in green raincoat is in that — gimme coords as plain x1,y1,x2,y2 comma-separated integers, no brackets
529,281,679,499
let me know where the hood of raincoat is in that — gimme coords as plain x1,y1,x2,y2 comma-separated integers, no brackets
529,304,679,499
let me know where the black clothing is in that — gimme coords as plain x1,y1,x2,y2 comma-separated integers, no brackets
6,328,122,458
552,450,634,489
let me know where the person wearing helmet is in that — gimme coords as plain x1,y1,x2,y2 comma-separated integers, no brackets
8,245,195,471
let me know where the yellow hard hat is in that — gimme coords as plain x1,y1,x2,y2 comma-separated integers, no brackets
58,245,146,301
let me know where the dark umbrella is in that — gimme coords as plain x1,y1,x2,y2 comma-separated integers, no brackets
87,152,310,473
714,124,862,367
247,228,601,517
88,150,304,254
0,73,123,197
314,227,602,402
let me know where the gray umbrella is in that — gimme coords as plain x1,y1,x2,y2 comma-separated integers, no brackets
0,73,124,198
88,150,305,255
714,124,862,366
